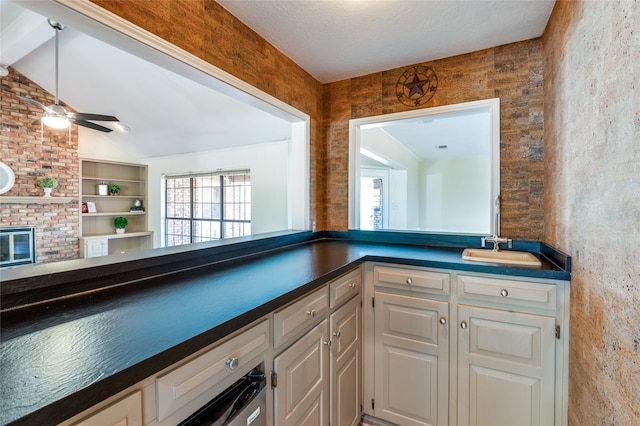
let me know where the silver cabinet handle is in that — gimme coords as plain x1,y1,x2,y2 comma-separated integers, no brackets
439,317,447,325
460,321,468,329
306,309,316,317
349,283,356,289
225,356,239,370
333,331,341,338
324,340,332,348
500,289,509,297
406,277,413,285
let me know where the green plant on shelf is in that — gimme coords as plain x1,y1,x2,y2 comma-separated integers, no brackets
108,184,121,195
113,216,128,229
37,177,58,189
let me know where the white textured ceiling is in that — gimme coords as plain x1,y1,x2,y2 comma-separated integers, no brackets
217,0,555,83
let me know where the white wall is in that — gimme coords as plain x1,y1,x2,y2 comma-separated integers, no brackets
420,156,491,234
143,141,289,247
360,127,420,228
79,129,296,248
78,127,146,163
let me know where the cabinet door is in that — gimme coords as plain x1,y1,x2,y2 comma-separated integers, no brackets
83,238,109,258
273,319,329,426
73,391,142,426
457,305,556,426
330,296,361,426
374,291,449,426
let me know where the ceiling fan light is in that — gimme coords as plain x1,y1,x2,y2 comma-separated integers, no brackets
42,113,70,129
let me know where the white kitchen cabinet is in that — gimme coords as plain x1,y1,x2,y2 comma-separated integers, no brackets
273,319,330,426
156,320,270,424
370,290,449,426
272,267,362,426
330,295,361,426
364,263,570,426
329,267,361,308
364,264,451,426
273,287,329,349
71,391,142,426
457,305,556,426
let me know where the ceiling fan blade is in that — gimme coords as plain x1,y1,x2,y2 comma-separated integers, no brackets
17,95,55,113
69,112,119,122
71,119,114,133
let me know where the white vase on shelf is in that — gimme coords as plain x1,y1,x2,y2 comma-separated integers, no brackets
116,228,125,234
43,188,52,197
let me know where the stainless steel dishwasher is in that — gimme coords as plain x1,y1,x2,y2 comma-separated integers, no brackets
178,369,266,426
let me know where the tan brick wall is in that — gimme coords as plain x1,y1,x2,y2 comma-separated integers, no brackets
324,40,544,237
543,1,640,424
1,67,80,262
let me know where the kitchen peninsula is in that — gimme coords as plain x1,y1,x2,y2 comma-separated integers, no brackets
0,231,570,425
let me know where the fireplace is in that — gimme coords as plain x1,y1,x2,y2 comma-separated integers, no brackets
0,227,36,268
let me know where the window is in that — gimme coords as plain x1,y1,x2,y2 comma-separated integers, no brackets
165,172,251,247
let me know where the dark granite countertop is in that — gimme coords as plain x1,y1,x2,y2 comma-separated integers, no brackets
0,233,570,425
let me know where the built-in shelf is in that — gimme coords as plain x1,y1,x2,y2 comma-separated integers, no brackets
83,211,146,217
0,196,76,204
82,194,145,199
82,176,144,183
80,159,150,258
81,231,153,240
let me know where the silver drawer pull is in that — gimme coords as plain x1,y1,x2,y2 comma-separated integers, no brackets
333,331,341,338
349,283,356,289
324,340,332,349
306,309,316,317
406,277,413,285
460,321,468,329
439,317,447,325
225,356,239,370
500,289,509,297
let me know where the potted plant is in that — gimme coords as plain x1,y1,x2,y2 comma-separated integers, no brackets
114,216,128,234
108,184,121,196
37,177,58,197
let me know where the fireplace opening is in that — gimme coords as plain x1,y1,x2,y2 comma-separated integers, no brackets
1,227,36,268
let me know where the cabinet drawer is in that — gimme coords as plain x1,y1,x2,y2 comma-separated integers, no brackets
156,320,269,421
373,265,450,296
73,391,142,426
457,275,557,310
329,268,361,308
274,287,329,348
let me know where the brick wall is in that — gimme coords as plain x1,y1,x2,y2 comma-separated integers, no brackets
323,40,544,238
1,67,80,262
543,1,640,424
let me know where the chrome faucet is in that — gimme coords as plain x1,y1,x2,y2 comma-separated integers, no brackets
481,195,512,251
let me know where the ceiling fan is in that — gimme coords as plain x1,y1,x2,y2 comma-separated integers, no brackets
16,20,119,133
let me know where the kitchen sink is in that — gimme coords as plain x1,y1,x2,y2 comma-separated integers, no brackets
462,248,542,267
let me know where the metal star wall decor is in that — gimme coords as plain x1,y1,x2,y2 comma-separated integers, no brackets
395,66,438,107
